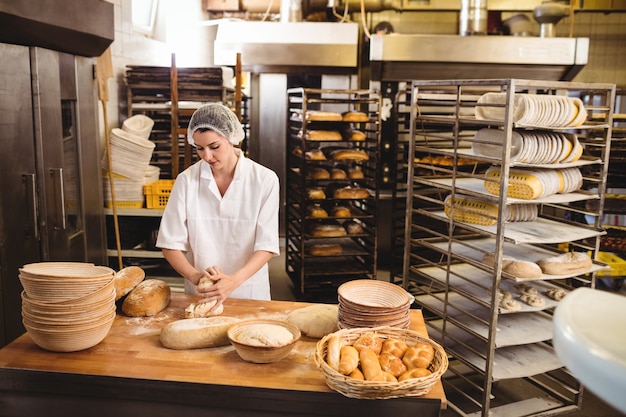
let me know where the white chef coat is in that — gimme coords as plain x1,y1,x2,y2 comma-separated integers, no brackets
156,149,280,300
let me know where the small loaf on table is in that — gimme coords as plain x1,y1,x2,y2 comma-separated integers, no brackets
121,279,171,317
160,316,240,349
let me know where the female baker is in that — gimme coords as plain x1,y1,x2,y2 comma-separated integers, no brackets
156,103,280,309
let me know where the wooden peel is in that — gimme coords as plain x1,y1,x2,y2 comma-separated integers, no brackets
96,47,123,270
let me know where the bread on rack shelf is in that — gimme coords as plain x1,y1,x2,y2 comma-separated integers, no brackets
305,149,327,161
332,149,369,161
306,167,331,179
302,130,343,141
307,204,329,218
310,223,347,237
343,220,364,235
306,110,343,122
482,252,543,279
348,167,365,179
347,129,367,141
536,252,593,275
307,187,327,200
342,111,370,123
331,168,347,179
309,243,343,256
333,186,370,199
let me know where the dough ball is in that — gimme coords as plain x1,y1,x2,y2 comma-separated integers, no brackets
286,304,338,338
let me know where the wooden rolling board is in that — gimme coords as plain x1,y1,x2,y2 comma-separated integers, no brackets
0,295,446,406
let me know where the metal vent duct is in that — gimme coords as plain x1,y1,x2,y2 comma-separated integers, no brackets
369,34,589,82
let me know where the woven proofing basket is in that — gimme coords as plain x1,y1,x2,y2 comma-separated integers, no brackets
314,326,448,400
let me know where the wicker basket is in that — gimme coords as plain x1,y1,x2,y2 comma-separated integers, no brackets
314,326,448,400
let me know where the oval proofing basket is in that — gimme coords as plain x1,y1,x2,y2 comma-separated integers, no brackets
314,326,448,400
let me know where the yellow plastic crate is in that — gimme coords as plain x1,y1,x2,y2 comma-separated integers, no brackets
144,180,175,209
596,251,626,277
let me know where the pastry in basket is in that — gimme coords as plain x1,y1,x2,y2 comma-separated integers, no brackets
378,352,408,378
402,343,435,370
352,332,383,355
381,338,409,358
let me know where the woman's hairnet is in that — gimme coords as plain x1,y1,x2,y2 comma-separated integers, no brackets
187,103,244,146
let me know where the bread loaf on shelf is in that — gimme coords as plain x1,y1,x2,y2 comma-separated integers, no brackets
307,204,329,218
331,205,351,217
537,252,592,275
482,252,543,279
309,243,343,256
332,149,369,161
307,187,326,200
304,130,342,141
347,130,367,141
330,168,347,179
342,111,370,123
343,220,364,234
310,224,347,237
121,279,171,317
347,167,365,179
305,110,343,121
333,186,370,199
306,167,330,179
305,149,326,161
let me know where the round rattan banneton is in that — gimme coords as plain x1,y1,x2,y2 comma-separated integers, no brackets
314,326,448,400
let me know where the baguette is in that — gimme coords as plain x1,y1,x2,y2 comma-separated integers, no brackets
159,317,239,349
338,345,360,375
378,352,408,377
121,279,171,317
114,266,145,301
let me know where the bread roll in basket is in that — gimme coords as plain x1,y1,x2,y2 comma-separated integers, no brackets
315,326,448,399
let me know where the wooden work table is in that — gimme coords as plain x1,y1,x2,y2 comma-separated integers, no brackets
0,294,446,417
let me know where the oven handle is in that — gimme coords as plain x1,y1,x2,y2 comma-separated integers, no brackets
50,168,67,231
23,173,39,240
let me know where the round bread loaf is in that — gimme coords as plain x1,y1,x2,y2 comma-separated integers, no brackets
537,252,592,275
348,167,364,179
343,220,364,234
121,279,171,317
306,167,330,179
308,204,329,218
309,243,343,256
114,266,145,301
330,168,347,179
333,187,370,199
160,316,240,349
331,205,351,217
307,187,326,199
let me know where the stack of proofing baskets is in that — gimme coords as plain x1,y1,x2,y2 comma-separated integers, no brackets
102,114,159,208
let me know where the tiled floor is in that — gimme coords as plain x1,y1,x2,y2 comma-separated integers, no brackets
267,251,626,417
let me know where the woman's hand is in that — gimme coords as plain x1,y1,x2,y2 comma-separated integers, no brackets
196,265,239,310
